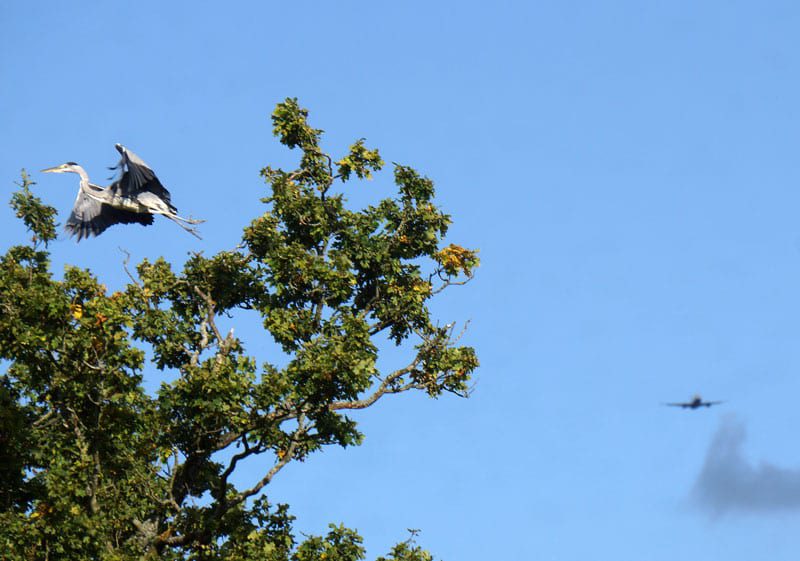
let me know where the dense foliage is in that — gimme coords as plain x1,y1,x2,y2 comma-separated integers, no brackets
0,100,478,560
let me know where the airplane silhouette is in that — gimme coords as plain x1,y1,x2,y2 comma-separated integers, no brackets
664,394,724,409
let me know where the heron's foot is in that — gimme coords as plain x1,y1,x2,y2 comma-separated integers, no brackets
173,214,205,225
179,223,203,240
164,214,203,239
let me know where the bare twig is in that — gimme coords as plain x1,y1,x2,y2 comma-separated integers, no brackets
430,275,473,296
193,287,223,342
119,247,141,287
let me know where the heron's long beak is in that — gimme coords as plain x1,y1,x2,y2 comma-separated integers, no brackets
41,165,65,173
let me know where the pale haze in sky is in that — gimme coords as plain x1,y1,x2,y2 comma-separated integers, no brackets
3,2,800,559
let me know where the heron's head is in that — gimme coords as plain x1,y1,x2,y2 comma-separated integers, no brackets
41,162,82,175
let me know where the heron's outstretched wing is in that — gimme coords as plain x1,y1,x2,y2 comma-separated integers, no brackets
65,189,153,241
664,402,690,408
110,144,174,207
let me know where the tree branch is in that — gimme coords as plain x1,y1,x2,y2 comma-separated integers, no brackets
217,435,258,495
227,414,307,508
329,360,419,412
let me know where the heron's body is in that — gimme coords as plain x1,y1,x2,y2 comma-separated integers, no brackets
42,144,202,240
85,182,170,214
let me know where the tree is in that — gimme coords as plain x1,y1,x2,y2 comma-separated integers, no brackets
0,99,479,560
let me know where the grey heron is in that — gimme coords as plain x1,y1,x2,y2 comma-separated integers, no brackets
42,144,203,241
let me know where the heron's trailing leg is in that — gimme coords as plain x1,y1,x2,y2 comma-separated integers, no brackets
163,211,204,238
170,214,205,225
164,214,203,239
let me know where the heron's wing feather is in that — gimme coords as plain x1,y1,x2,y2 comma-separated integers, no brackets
65,190,154,241
112,144,174,206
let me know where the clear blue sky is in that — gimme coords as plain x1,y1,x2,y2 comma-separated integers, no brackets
3,1,800,559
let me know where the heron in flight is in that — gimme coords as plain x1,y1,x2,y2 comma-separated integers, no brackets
42,144,203,241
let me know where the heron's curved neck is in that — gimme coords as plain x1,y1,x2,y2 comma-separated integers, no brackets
73,166,91,190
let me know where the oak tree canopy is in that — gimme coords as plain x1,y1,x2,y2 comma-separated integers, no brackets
0,99,479,560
